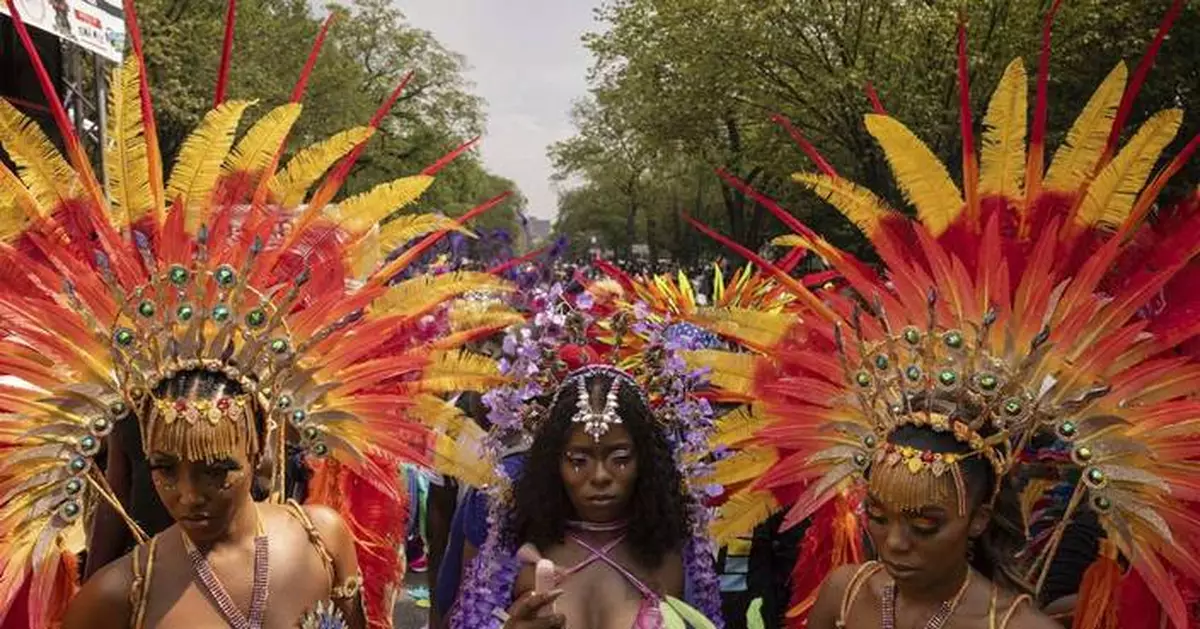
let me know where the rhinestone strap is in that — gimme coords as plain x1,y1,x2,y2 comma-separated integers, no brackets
182,528,270,629
881,571,971,629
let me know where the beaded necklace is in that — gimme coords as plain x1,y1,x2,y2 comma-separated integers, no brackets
181,506,270,629
881,570,971,629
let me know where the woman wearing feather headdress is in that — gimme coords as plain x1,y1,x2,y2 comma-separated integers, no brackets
685,1,1200,628
0,1,517,627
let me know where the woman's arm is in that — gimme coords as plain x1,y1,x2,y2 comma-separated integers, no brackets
64,555,133,628
84,434,133,579
306,505,367,629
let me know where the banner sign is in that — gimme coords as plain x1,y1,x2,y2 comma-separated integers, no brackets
1,0,125,62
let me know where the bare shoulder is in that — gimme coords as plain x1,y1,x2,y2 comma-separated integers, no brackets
807,563,870,629
300,503,352,541
656,547,685,597
63,551,134,628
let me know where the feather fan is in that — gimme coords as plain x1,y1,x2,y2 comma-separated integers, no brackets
1077,109,1182,228
1044,63,1127,192
335,175,434,236
864,114,963,236
166,99,252,230
0,100,75,210
103,57,152,229
979,58,1028,199
268,127,375,207
223,103,302,177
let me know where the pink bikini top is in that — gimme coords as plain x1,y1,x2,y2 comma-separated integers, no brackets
555,533,663,629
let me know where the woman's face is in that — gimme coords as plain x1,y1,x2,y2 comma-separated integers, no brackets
560,423,638,523
864,487,986,588
147,441,256,543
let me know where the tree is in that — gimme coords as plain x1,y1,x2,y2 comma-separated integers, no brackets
134,0,523,236
556,0,1200,258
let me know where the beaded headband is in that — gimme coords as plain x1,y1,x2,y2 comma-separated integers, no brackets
146,394,258,462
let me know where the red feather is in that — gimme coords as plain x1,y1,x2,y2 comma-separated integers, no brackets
214,0,238,106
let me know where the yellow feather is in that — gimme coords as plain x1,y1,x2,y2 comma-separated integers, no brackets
223,103,302,177
374,271,515,319
685,350,758,395
104,57,152,229
792,172,890,235
1076,109,1182,228
712,263,726,303
770,234,812,249
979,58,1028,198
0,99,76,209
335,175,435,236
865,114,963,236
1044,63,1128,192
0,164,42,242
420,350,506,393
448,306,525,334
166,100,253,230
269,127,375,207
711,404,772,448
691,307,793,349
704,446,779,486
378,213,476,253
711,490,779,545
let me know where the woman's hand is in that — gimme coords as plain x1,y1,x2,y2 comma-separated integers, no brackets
502,590,566,629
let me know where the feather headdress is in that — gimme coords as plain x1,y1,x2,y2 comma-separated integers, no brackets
0,1,514,626
689,2,1200,627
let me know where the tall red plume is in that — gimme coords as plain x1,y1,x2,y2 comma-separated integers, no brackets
1102,0,1186,164
369,191,512,288
682,212,841,325
123,0,166,222
715,169,820,242
864,82,886,115
488,245,548,275
957,17,980,228
290,12,337,103
3,0,105,210
1024,0,1064,215
214,0,238,106
770,114,838,177
421,137,481,176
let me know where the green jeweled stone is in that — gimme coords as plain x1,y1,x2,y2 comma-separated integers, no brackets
853,453,868,466
214,265,236,287
69,457,87,473
855,372,871,387
1058,421,1077,438
1075,446,1094,462
1003,399,1023,416
905,365,922,382
1086,468,1106,484
943,331,964,349
168,265,189,285
138,301,155,318
246,309,267,328
92,417,111,433
60,501,80,518
114,328,135,347
1093,495,1112,510
290,409,307,424
277,395,293,409
212,304,231,323
902,328,920,345
64,478,83,495
937,370,957,386
874,354,889,370
303,426,320,440
176,305,194,322
978,374,998,391
270,338,289,354
864,435,877,448
79,435,98,454
313,443,329,456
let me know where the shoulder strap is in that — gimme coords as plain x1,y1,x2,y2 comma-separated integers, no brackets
284,499,336,583
128,537,158,629
999,593,1032,629
837,561,883,628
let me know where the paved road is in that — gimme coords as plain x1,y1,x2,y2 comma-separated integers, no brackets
393,569,429,629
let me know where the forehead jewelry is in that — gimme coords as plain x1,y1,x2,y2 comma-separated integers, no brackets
572,373,623,441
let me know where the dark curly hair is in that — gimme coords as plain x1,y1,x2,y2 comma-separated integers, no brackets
509,371,693,569
880,423,1033,596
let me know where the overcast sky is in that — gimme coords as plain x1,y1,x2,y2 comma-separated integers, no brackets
397,1,601,220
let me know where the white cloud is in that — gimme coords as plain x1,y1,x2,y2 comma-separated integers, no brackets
393,0,600,220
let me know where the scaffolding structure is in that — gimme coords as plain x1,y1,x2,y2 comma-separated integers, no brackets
60,41,110,176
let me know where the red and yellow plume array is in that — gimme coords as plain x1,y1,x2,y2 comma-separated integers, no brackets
690,2,1200,627
0,1,513,627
